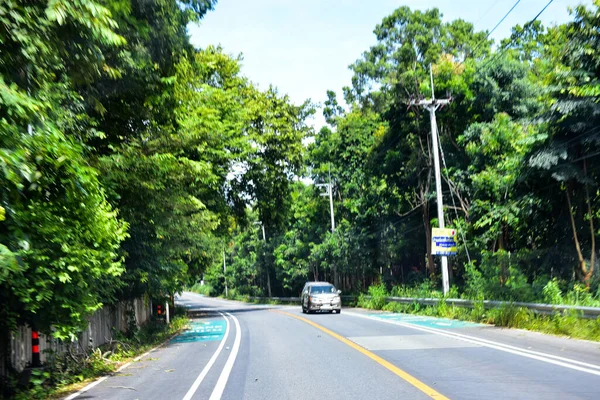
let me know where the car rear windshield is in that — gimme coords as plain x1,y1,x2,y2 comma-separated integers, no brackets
310,285,336,294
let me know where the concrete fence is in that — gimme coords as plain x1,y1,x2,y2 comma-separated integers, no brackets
1,298,151,376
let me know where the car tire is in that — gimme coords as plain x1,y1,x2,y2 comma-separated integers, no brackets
336,309,341,314
302,306,306,314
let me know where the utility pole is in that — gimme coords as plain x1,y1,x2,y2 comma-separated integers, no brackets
223,246,228,297
254,221,271,297
27,65,33,136
165,300,170,325
328,165,335,232
410,65,451,295
317,164,338,287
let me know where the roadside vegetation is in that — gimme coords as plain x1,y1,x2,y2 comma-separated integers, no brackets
357,282,600,342
1,0,309,383
3,0,600,388
203,3,600,344
188,283,215,297
5,309,189,400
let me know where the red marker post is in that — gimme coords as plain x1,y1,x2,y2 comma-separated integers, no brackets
31,331,40,367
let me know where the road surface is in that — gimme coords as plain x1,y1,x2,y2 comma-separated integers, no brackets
67,292,600,399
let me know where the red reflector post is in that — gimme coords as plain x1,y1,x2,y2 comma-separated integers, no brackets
31,330,41,367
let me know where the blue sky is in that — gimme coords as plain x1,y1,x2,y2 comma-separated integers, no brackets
189,0,593,129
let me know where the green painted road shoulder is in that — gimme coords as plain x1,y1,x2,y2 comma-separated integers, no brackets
368,313,483,329
171,319,227,343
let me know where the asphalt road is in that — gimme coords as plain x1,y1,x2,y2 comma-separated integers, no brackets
67,292,600,400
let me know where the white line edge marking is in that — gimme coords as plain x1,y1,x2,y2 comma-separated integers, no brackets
344,311,600,376
63,375,109,400
182,313,231,400
63,331,178,400
209,312,242,400
372,313,600,370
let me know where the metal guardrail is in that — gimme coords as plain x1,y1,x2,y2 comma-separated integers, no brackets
248,296,301,302
381,296,600,318
248,295,600,318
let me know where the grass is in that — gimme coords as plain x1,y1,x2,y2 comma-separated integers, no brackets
211,285,600,342
358,296,600,342
190,284,600,341
5,308,190,400
188,282,214,296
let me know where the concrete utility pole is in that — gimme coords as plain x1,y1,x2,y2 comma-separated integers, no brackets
328,165,336,232
223,247,228,297
317,171,336,232
317,164,338,286
254,221,271,297
165,300,170,325
410,64,451,295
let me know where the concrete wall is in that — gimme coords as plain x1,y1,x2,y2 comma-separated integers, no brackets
3,298,151,374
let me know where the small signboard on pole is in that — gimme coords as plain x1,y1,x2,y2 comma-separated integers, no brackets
432,228,457,256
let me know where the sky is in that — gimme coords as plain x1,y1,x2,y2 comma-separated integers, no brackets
189,0,593,130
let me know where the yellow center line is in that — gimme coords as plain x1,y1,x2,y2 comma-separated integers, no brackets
271,310,450,400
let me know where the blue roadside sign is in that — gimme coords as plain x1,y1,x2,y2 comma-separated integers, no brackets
432,228,457,256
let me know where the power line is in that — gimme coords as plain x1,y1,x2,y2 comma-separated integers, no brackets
475,0,503,25
409,65,452,295
451,0,522,75
478,0,555,73
437,125,472,264
374,1,525,160
556,125,600,148
470,0,522,58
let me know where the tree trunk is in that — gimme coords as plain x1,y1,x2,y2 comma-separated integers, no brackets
497,231,506,285
333,264,339,288
421,167,435,279
423,201,435,278
266,268,272,298
566,188,589,285
584,160,595,286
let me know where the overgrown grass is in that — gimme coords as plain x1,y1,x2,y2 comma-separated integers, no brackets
188,282,214,296
357,285,600,342
5,310,189,400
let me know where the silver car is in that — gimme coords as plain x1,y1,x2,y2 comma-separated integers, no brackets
301,282,342,314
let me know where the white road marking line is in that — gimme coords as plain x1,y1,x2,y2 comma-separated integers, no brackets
63,376,109,400
182,313,230,400
209,313,242,400
64,329,179,400
344,311,600,376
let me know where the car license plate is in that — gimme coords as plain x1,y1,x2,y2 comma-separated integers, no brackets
321,305,332,310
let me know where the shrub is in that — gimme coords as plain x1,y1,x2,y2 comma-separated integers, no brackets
368,283,388,310
189,282,214,296
542,279,563,304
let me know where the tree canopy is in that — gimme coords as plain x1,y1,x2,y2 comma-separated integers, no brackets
2,0,600,341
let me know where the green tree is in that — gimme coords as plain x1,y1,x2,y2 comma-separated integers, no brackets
528,2,600,286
